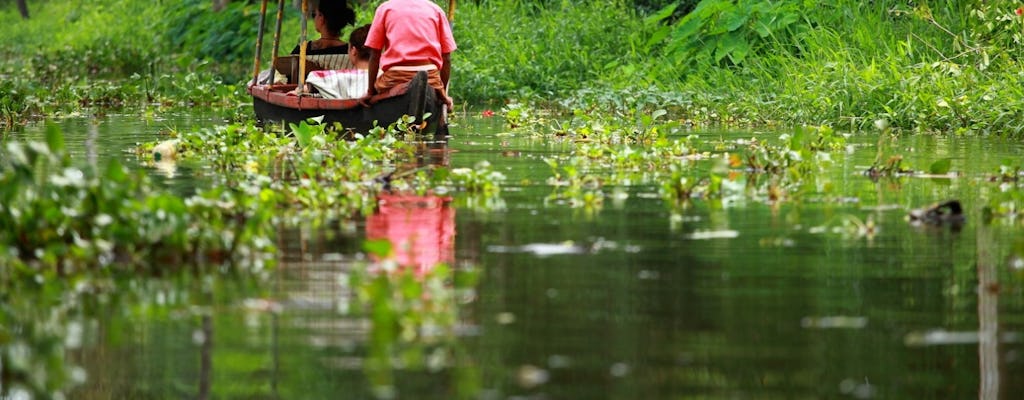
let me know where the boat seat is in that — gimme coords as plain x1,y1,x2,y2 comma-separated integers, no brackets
273,54,355,83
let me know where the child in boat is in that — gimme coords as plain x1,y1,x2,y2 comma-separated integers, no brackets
359,0,456,111
299,24,371,99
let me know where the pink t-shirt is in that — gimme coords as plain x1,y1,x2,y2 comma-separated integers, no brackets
365,0,457,71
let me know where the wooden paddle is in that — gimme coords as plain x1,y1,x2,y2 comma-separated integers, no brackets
437,0,456,138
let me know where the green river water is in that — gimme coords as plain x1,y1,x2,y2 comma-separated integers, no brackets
4,110,1024,399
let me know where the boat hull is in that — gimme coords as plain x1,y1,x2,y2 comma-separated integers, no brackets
248,70,442,133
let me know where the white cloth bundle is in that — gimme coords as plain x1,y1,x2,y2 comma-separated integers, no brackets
305,69,368,99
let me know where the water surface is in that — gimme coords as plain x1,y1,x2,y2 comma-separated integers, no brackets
7,112,1024,399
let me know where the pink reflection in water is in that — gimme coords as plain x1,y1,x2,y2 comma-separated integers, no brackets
366,194,455,275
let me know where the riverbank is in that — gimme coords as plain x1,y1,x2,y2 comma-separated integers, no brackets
2,0,1023,134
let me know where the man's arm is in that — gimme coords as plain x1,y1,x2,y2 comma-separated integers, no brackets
366,49,381,96
440,52,451,89
359,49,382,106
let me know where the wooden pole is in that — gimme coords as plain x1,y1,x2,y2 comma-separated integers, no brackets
16,0,29,19
298,0,310,94
251,0,270,87
269,0,286,84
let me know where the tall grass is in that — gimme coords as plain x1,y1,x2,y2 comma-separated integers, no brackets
455,0,651,104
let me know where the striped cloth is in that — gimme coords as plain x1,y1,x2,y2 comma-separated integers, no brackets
306,69,368,99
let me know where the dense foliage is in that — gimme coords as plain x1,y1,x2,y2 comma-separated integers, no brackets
3,0,1024,133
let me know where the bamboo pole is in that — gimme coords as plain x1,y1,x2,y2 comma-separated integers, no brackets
268,0,286,84
251,0,270,87
297,0,309,94
448,0,456,24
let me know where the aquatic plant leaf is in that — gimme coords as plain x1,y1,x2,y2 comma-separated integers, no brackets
432,167,450,182
929,158,952,175
294,124,314,149
5,142,29,166
259,188,277,203
45,123,65,154
453,268,479,288
104,159,128,183
363,239,393,258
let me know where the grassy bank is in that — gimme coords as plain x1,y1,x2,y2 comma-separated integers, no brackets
2,0,1023,134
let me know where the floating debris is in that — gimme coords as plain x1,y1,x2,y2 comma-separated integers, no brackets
242,298,283,313
496,312,516,325
547,355,571,369
839,378,876,399
516,364,550,388
904,329,1020,347
609,362,632,378
908,200,965,227
801,316,868,329
683,230,739,240
487,241,588,257
152,139,179,161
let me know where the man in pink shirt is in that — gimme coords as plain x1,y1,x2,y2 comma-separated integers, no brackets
360,0,456,111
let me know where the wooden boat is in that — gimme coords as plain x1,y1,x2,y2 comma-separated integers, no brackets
248,69,443,133
246,0,449,134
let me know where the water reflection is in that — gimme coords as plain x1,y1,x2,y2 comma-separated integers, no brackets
366,193,455,274
5,114,1024,399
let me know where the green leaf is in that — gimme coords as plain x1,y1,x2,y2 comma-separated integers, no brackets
104,159,128,183
644,3,678,25
929,158,952,174
716,32,750,63
752,20,772,38
720,9,749,32
644,26,671,50
772,12,800,30
363,239,393,257
672,16,704,43
45,123,65,154
5,142,29,167
432,166,450,182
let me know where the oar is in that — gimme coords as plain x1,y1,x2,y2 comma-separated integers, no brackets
437,0,456,138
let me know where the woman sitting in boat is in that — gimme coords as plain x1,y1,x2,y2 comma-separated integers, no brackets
290,0,355,55
293,24,371,99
